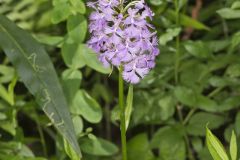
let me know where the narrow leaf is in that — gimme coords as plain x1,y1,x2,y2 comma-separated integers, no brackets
230,131,237,160
217,8,240,19
64,138,81,160
166,9,210,30
0,15,81,157
125,85,133,130
206,127,229,160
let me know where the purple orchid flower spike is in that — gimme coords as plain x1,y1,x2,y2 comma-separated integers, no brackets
87,0,159,84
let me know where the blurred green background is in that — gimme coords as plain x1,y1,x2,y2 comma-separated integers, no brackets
0,0,240,160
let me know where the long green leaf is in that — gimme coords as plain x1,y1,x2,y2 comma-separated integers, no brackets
64,138,80,160
206,127,229,160
0,15,81,158
125,85,133,130
230,131,237,160
166,9,210,30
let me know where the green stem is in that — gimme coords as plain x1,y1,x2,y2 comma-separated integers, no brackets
174,0,180,83
183,108,197,125
119,66,127,160
177,105,195,160
174,1,195,160
120,0,124,12
208,86,224,98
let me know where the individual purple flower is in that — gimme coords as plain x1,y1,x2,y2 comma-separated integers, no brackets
87,0,159,84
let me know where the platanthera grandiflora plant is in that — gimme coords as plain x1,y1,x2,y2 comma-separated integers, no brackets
87,0,159,159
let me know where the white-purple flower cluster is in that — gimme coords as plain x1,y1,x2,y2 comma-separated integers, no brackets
87,0,159,84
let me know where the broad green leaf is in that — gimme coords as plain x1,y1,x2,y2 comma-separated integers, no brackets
159,27,181,45
0,75,16,106
62,41,111,74
34,34,64,47
0,112,7,120
206,128,229,160
230,131,237,160
18,145,35,157
72,115,83,136
209,76,228,87
0,65,15,83
174,86,197,107
0,120,17,136
226,63,240,78
224,125,234,143
53,0,68,6
178,0,188,10
8,74,17,105
111,104,120,123
61,41,86,69
150,126,186,160
0,105,17,136
196,95,218,112
217,8,240,19
208,54,240,72
13,0,33,12
166,9,210,30
187,112,225,136
218,97,240,112
149,0,164,6
80,135,119,156
208,40,230,53
36,10,52,29
69,0,86,14
192,137,203,152
0,15,81,157
92,83,113,103
67,14,87,43
229,32,240,53
51,3,71,24
127,133,155,160
179,61,209,88
174,86,219,112
199,147,213,160
62,69,82,103
184,41,212,58
71,90,102,123
157,95,175,121
0,84,13,105
125,85,133,130
64,138,80,160
0,154,46,160
80,44,111,74
131,91,176,125
232,1,240,9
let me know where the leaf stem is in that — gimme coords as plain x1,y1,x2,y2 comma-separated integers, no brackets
119,66,127,160
174,0,180,83
174,1,195,160
177,105,196,160
183,108,197,125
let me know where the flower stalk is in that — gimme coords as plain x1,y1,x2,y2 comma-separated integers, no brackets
174,0,180,83
119,66,127,160
174,1,195,160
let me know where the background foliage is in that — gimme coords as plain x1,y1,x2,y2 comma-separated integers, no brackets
0,0,240,160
